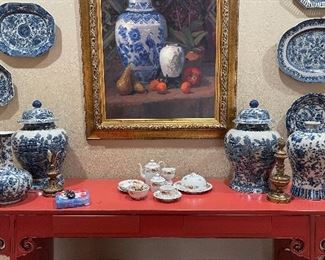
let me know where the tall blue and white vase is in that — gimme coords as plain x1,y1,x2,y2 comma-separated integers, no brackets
287,121,325,200
0,131,32,205
115,0,167,83
224,100,280,193
11,100,68,189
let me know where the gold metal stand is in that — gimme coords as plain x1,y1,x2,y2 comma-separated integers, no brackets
43,151,63,197
267,138,292,203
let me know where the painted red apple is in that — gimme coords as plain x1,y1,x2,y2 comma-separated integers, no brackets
183,67,202,86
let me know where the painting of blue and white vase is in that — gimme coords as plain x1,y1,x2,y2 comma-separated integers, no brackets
287,121,325,200
115,0,167,83
0,131,32,205
11,100,68,189
224,100,280,193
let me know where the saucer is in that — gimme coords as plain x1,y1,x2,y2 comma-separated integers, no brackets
153,190,182,202
118,179,144,193
173,181,213,194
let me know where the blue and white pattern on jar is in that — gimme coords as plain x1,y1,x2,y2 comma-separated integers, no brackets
224,100,280,193
287,121,325,200
11,100,68,189
0,131,32,205
0,64,14,106
115,0,167,83
0,3,55,57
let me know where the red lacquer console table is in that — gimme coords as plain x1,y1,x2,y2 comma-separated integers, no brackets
1,179,325,260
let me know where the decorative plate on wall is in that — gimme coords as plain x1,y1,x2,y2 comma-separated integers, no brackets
277,19,325,83
0,64,14,106
0,3,55,57
286,93,325,135
297,0,325,8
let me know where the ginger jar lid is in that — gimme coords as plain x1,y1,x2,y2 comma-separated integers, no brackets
234,100,272,125
18,100,57,124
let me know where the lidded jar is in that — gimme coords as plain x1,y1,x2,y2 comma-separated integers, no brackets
11,100,68,189
287,121,325,200
224,100,280,193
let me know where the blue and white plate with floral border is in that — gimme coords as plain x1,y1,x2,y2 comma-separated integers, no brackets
0,64,14,106
297,0,325,8
0,3,55,57
277,19,325,83
286,93,325,135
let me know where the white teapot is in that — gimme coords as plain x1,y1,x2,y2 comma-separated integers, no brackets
139,160,166,184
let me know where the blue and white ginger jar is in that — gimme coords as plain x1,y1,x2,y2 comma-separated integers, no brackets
224,100,280,193
287,121,325,200
0,131,32,204
12,100,68,189
115,0,167,83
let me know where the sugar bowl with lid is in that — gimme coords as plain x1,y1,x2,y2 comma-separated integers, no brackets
224,100,280,193
12,100,68,189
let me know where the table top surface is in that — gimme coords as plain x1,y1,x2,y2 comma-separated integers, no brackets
1,178,325,215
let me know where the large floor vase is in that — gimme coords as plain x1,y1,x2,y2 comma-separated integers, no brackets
287,121,325,200
0,131,32,205
115,0,167,83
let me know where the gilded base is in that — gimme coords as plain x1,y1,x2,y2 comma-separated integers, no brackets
267,191,291,204
43,187,63,197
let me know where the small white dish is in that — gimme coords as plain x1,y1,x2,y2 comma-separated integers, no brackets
153,189,182,202
173,181,213,194
118,179,144,193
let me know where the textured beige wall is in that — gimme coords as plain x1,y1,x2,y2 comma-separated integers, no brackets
0,0,324,259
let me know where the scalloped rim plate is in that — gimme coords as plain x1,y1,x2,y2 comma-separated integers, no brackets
0,3,55,57
173,181,213,194
297,0,325,8
153,190,182,202
286,93,325,135
0,64,14,106
277,19,325,83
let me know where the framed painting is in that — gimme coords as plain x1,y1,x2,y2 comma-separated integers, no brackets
80,0,238,139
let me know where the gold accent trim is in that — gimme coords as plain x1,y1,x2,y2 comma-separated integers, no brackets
80,0,238,139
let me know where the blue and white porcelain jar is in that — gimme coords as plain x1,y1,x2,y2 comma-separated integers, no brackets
115,0,167,83
0,131,32,204
224,100,280,193
287,121,325,200
11,100,68,189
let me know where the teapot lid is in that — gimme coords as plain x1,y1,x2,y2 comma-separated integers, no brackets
234,100,272,125
18,100,57,124
145,160,160,168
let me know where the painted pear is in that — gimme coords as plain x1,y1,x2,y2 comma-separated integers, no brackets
116,65,133,95
134,81,146,94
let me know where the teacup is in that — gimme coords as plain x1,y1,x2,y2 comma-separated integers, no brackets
159,185,177,196
161,167,176,183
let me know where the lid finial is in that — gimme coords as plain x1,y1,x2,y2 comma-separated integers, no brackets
249,100,259,108
32,100,42,108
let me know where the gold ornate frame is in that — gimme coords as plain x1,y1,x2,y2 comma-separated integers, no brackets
80,0,238,139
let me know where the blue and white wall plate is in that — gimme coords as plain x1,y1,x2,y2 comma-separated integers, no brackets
0,64,14,106
0,3,55,57
277,19,325,83
297,0,325,8
286,93,325,135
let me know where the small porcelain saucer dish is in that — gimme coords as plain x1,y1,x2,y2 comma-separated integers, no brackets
173,181,213,194
118,179,144,193
0,64,14,106
153,190,182,202
286,93,325,135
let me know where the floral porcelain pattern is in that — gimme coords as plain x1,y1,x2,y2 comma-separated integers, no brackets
287,122,325,200
0,132,32,205
153,189,182,202
277,19,325,83
297,0,325,8
115,0,167,83
286,93,325,135
12,101,68,189
173,181,213,194
0,64,14,106
0,3,55,57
